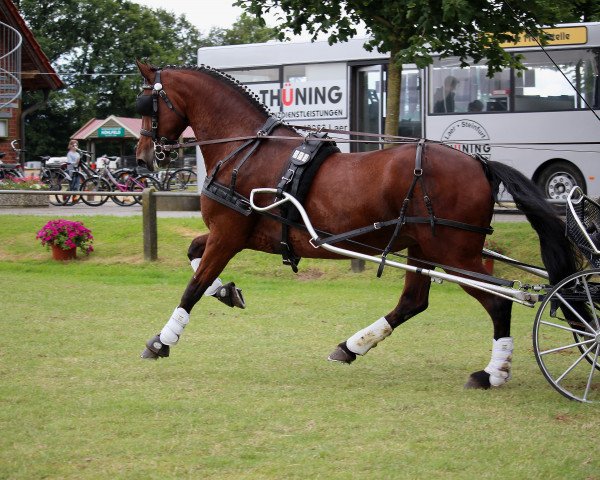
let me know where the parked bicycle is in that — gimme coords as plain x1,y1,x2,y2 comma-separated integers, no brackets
0,140,25,182
79,162,160,206
118,158,197,192
38,155,78,206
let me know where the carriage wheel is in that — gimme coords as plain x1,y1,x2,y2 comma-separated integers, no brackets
533,269,600,402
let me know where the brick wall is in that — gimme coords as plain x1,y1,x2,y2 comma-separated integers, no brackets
0,106,20,164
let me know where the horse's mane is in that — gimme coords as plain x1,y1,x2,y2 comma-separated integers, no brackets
153,64,272,117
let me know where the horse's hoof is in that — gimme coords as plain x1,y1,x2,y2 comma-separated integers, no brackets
214,282,246,309
140,334,170,360
327,343,356,364
464,370,491,389
140,347,159,360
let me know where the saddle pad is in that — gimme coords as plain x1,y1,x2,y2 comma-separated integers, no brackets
280,140,340,222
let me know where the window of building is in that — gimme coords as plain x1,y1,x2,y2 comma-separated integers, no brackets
0,120,7,138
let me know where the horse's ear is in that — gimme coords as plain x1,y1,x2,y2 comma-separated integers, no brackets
135,60,155,82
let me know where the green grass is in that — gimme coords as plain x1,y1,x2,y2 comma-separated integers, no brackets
1,214,599,479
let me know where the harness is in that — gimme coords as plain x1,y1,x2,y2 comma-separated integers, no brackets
202,116,281,216
275,133,340,272
199,120,492,273
134,76,494,277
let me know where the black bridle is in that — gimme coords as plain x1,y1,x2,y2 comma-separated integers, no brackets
136,69,188,163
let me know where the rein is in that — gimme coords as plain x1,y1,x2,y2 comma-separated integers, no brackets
160,125,425,151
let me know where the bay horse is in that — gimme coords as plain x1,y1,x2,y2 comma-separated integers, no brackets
135,61,580,390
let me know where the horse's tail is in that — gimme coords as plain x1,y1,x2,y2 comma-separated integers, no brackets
485,160,582,284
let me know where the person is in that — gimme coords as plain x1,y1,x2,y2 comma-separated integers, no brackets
433,75,459,113
468,99,484,112
66,139,81,191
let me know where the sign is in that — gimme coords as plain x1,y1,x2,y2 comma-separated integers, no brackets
246,80,347,121
500,26,587,48
441,119,492,159
98,127,125,138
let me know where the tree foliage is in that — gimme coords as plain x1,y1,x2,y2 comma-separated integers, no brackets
236,0,599,138
18,1,277,158
202,13,278,46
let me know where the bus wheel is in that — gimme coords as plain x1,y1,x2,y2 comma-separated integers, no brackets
537,161,585,201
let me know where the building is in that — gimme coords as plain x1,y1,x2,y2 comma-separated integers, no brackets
0,0,63,164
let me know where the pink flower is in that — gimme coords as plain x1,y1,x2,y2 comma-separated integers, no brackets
36,219,94,255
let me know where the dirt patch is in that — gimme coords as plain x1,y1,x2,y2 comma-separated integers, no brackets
296,268,324,281
171,226,201,238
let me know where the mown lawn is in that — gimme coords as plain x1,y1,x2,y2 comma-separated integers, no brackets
0,214,598,479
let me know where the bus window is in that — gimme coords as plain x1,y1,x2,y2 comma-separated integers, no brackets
514,49,598,111
226,67,280,83
283,63,346,82
430,58,510,114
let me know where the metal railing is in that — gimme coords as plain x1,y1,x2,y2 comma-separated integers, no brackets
0,21,22,109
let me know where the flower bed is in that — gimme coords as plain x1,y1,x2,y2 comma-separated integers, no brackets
0,177,49,207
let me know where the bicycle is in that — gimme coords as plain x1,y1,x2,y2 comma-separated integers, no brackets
120,158,197,192
38,154,86,206
79,162,160,207
0,140,25,182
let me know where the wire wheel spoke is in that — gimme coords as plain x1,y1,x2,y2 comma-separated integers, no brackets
533,269,600,402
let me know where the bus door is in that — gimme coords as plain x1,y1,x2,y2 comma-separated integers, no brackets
352,64,423,152
352,64,384,152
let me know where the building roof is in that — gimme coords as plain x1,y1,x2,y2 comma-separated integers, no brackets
0,0,63,91
71,115,195,140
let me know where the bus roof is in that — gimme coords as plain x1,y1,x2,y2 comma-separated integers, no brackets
198,22,600,70
197,36,388,69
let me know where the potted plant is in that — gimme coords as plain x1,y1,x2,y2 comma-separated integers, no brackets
483,239,506,274
0,176,49,207
36,219,94,260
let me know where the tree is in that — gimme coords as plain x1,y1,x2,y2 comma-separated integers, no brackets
19,0,203,157
236,0,593,141
19,1,279,158
201,13,278,46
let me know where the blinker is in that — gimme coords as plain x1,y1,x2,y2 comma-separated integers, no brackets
135,93,154,117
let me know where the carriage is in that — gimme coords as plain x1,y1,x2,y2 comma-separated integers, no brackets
133,62,600,403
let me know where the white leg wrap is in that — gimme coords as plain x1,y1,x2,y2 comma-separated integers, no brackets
190,258,223,296
346,317,393,356
159,307,190,346
484,337,513,387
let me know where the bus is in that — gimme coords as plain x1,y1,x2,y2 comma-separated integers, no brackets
197,22,600,200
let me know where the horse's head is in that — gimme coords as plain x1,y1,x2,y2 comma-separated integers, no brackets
135,60,189,171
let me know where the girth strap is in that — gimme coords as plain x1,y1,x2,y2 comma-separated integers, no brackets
275,132,339,272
